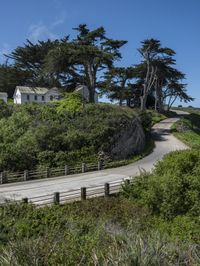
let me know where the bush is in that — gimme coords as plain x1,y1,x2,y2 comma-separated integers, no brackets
122,150,200,219
0,199,199,265
56,92,83,114
0,102,142,171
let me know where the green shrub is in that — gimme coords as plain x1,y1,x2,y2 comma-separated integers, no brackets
56,92,83,114
0,102,143,171
0,100,13,119
122,150,200,219
0,199,199,265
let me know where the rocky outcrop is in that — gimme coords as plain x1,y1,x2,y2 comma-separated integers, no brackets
110,117,146,160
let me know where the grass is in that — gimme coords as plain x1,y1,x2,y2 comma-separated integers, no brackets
147,109,167,125
0,196,199,265
172,108,200,148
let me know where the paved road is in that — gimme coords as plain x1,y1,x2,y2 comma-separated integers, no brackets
0,110,188,203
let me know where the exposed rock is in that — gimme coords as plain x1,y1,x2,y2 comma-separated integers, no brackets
110,117,146,160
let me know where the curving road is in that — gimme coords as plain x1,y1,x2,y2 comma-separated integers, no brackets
0,110,188,203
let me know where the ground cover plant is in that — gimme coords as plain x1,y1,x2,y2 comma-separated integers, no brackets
0,149,199,265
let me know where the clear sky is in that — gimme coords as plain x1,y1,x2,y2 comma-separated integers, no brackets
0,0,199,106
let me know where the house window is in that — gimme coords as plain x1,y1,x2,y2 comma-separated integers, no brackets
50,95,53,101
27,95,30,101
34,95,37,101
42,96,45,101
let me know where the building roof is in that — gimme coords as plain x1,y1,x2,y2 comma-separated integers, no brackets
75,85,99,95
15,86,60,95
0,92,8,97
75,85,88,91
16,86,49,95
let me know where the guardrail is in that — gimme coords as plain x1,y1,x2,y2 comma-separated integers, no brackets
0,161,106,185
1,179,131,207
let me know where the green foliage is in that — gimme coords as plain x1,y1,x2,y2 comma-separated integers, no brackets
0,102,141,171
147,110,166,125
56,92,83,114
138,110,166,132
139,111,152,131
0,196,199,265
173,110,200,149
0,64,32,98
122,150,200,220
0,100,13,119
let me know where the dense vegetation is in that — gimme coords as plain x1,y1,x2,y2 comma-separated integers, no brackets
0,150,199,265
0,95,157,172
123,149,200,220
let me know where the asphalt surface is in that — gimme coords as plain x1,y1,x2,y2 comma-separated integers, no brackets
0,110,188,203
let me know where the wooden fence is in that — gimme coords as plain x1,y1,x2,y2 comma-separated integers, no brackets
0,161,106,185
1,179,131,207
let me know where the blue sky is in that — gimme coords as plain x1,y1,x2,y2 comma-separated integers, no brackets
0,0,199,106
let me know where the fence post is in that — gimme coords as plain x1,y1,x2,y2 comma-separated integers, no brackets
24,170,29,181
82,163,86,173
125,179,130,186
64,165,69,176
104,183,110,197
22,197,28,204
54,192,60,205
0,172,7,184
0,172,3,184
98,161,103,170
81,187,87,200
46,167,50,178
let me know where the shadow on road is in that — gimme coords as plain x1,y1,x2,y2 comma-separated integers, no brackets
152,129,170,141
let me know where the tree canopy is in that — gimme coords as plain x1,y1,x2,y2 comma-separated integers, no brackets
0,26,193,110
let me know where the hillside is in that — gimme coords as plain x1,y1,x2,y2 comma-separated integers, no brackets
0,96,153,172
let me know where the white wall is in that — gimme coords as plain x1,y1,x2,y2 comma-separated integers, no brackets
14,89,21,104
76,85,98,103
20,94,46,104
0,96,7,103
14,91,61,104
45,89,61,102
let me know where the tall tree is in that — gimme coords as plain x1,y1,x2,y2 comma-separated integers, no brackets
136,39,175,110
0,63,31,98
164,81,194,110
6,39,63,88
102,67,136,105
45,24,127,102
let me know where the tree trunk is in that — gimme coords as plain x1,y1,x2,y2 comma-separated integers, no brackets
140,94,148,110
126,98,131,107
155,80,164,113
140,61,156,111
88,87,95,103
86,63,96,103
119,99,123,106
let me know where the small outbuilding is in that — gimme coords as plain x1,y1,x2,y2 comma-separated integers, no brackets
0,92,8,103
13,86,61,104
75,85,98,103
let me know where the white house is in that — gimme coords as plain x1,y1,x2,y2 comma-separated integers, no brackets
13,86,61,104
75,85,98,103
0,92,8,103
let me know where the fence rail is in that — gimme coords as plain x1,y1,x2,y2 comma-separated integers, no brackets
0,179,131,207
0,161,107,185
